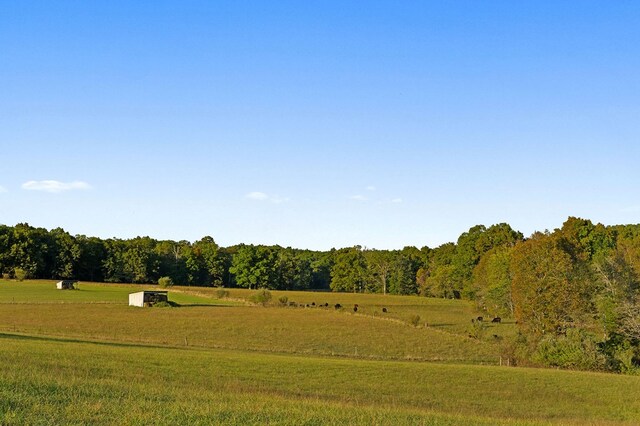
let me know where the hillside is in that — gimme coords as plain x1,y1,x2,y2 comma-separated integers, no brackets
1,280,640,424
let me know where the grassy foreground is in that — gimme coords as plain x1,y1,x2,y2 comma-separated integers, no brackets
1,280,640,424
2,333,640,425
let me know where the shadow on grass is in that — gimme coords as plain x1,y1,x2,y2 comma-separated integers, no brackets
0,331,197,351
176,303,236,308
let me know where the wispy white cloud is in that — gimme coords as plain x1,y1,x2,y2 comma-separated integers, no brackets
22,180,91,193
391,198,403,204
245,192,289,204
350,195,368,202
246,191,269,201
366,185,376,192
0,185,7,193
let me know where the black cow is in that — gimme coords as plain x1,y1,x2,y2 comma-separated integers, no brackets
334,303,342,309
353,306,358,312
476,316,483,322
491,317,502,323
382,307,387,313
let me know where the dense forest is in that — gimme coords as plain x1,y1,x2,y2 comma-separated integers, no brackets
1,218,640,372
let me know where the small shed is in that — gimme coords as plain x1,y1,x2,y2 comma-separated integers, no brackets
56,280,77,290
129,291,168,307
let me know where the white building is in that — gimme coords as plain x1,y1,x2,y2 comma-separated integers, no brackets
56,280,77,290
128,291,168,307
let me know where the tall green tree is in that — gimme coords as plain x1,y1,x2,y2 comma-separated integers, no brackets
330,246,370,293
453,225,487,296
49,228,80,279
0,225,13,276
473,246,514,315
510,232,594,338
456,223,523,299
76,236,107,281
388,252,418,295
154,240,189,285
418,243,457,298
276,248,312,290
9,223,51,278
308,249,334,290
365,250,393,294
229,245,279,289
197,237,224,285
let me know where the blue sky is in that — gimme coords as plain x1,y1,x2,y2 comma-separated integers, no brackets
1,1,639,250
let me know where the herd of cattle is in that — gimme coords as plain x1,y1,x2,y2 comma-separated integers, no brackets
473,316,501,323
282,301,503,330
286,301,388,313
284,301,503,324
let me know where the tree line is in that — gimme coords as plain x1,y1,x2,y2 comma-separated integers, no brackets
0,222,518,296
1,218,640,371
0,223,426,293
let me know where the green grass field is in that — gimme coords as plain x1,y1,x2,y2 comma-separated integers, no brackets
1,280,640,425
0,280,239,306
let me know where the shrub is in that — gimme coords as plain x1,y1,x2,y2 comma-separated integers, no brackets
158,276,174,288
532,328,606,370
250,289,272,306
216,288,230,299
467,319,487,340
278,295,289,306
409,314,421,327
613,345,639,374
14,268,27,282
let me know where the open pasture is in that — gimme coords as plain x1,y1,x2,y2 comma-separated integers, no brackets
0,303,497,362
2,333,640,425
185,287,516,340
0,279,236,306
2,280,639,424
0,280,498,363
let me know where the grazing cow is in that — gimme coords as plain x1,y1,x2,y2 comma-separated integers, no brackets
476,316,483,322
335,303,342,309
491,317,502,323
324,303,329,307
311,302,316,306
382,307,387,313
353,306,358,312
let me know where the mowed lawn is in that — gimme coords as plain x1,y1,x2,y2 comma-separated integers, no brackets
2,280,639,424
